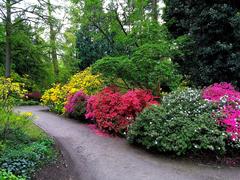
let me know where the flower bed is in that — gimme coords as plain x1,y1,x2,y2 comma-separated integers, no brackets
41,68,103,113
42,68,240,160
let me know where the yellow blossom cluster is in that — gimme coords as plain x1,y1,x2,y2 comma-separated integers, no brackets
41,84,66,113
41,68,104,113
0,77,26,107
64,67,103,95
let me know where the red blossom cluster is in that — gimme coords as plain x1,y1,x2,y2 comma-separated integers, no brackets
85,87,158,134
25,91,42,101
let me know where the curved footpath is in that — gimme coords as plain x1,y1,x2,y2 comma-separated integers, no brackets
16,106,240,180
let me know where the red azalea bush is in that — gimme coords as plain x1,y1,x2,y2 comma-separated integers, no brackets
85,87,158,134
64,90,89,119
25,91,42,101
203,83,240,141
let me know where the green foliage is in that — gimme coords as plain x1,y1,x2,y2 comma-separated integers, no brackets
0,169,25,180
92,38,183,94
0,23,4,66
129,21,171,46
75,26,115,70
0,109,55,178
127,88,227,155
163,0,240,87
11,21,54,89
0,140,55,178
0,19,56,90
0,110,48,144
71,1,165,70
16,100,40,106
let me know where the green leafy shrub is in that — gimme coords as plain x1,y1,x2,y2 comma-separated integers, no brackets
0,110,45,144
127,88,227,155
0,140,55,178
0,169,25,180
92,26,185,95
0,141,6,155
0,110,55,178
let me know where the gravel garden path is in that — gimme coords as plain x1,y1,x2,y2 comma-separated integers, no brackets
16,106,240,180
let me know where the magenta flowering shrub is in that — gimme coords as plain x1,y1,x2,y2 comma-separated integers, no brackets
203,83,240,141
202,82,240,102
64,90,89,119
217,96,240,141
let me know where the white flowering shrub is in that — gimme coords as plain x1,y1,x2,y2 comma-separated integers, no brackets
127,88,227,156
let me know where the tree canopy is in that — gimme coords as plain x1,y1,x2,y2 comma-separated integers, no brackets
163,0,240,87
0,0,239,90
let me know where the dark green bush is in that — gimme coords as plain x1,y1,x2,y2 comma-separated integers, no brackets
163,0,240,87
127,88,227,156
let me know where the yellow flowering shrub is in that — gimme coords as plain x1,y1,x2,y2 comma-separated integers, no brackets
64,67,103,95
41,68,104,113
41,84,67,113
0,77,26,110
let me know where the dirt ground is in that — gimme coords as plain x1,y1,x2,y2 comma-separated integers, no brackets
33,142,79,180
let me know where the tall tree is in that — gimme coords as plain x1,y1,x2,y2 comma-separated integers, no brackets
47,0,59,77
70,0,119,69
0,23,4,66
151,0,159,21
163,0,240,87
0,0,37,77
69,0,162,69
36,0,64,78
1,0,13,77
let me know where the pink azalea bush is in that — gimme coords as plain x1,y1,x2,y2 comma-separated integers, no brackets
203,83,240,141
202,82,240,102
64,90,89,119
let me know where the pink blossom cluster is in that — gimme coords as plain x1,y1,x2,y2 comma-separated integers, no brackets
221,103,240,141
64,90,89,113
202,82,240,102
202,83,240,141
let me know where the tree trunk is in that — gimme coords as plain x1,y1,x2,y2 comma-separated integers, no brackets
5,0,12,78
50,25,59,76
152,0,158,21
48,0,59,77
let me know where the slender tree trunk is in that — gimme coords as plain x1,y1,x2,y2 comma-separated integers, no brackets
48,0,59,77
50,25,59,76
5,0,12,78
152,0,158,21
